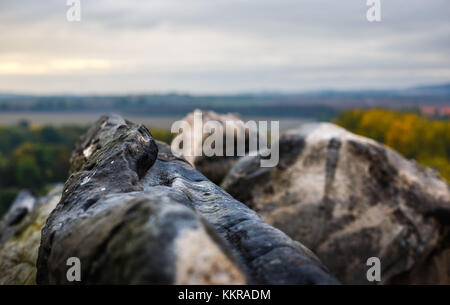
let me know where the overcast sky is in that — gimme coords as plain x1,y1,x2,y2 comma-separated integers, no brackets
0,0,449,94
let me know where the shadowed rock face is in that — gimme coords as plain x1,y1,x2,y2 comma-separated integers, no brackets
36,115,338,285
222,123,450,284
0,186,62,284
0,190,36,245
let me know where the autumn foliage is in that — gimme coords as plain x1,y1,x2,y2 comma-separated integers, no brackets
335,109,450,182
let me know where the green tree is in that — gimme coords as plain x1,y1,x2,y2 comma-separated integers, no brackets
16,155,42,189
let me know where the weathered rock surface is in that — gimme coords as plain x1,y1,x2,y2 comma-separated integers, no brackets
175,110,251,184
0,186,62,284
36,115,338,285
222,123,450,284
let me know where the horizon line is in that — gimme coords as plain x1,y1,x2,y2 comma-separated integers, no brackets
1,81,449,98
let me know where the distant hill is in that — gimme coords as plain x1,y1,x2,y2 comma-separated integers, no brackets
0,83,449,119
403,83,450,96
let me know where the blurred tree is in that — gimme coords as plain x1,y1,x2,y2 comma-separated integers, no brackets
40,126,63,144
0,189,18,216
0,124,87,217
335,109,363,132
385,113,422,158
16,155,42,189
358,109,396,143
336,109,450,182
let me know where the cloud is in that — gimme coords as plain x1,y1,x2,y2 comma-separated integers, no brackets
0,0,448,93
0,59,112,75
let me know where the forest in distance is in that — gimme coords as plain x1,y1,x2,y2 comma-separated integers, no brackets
0,121,174,216
336,109,450,182
0,108,448,217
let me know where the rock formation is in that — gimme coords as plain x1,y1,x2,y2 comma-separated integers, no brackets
35,115,338,285
174,110,252,184
222,123,450,284
0,186,62,284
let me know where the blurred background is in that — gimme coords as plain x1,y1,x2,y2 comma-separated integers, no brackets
0,0,449,215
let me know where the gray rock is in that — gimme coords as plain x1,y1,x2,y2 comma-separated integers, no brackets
222,123,450,284
0,190,36,244
0,185,62,284
37,114,338,285
174,110,251,184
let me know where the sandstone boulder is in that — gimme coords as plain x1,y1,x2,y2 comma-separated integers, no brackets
174,109,252,184
36,115,338,285
0,186,62,284
222,123,450,284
